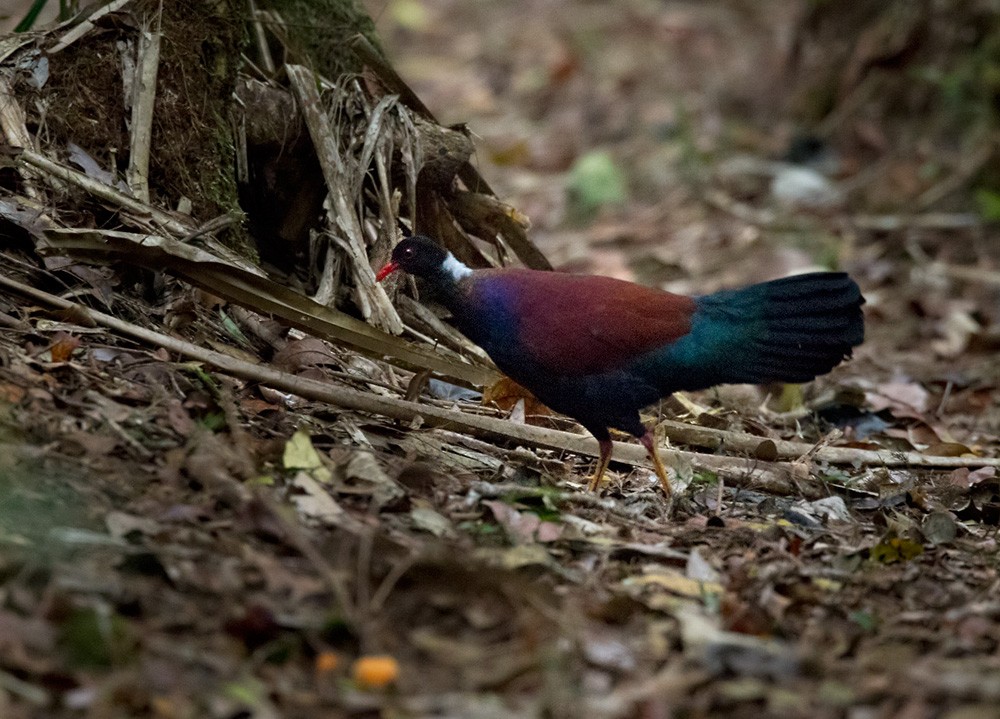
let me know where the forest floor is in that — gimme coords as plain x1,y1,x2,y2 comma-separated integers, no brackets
2,1,1000,717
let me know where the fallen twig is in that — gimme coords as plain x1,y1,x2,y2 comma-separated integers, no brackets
48,0,134,54
846,213,982,232
657,418,1000,470
0,270,813,497
5,273,996,504
705,188,982,233
935,263,1000,288
0,668,50,708
30,225,492,386
915,136,997,210
16,148,192,236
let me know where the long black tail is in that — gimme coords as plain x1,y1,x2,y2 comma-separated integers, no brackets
664,272,864,390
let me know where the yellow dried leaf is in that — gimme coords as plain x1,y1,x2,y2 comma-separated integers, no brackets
283,429,332,483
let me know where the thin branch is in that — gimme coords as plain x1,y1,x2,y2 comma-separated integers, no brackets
706,186,983,233
31,226,492,386
846,213,982,232
0,269,816,494
7,230,468,377
3,274,996,507
656,418,998,470
48,0,134,54
468,481,654,523
936,263,1000,287
247,0,276,75
126,5,162,203
15,148,192,236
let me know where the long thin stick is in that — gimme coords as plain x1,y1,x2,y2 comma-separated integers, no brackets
17,149,191,236
0,271,809,493
2,273,996,501
655,418,997,471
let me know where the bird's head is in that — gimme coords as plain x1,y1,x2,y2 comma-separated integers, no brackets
376,236,471,283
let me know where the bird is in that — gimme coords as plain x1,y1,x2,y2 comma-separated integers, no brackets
377,235,864,498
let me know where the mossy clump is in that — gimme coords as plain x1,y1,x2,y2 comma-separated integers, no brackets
31,0,251,251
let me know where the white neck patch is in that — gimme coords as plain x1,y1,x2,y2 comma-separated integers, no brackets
441,252,473,281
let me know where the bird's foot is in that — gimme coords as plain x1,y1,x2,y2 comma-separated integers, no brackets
585,473,602,492
640,431,673,498
586,438,614,493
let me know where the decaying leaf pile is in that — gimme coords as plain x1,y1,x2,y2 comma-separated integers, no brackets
1,0,1000,717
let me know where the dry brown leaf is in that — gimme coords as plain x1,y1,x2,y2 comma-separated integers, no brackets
48,331,80,362
483,376,552,418
272,337,339,373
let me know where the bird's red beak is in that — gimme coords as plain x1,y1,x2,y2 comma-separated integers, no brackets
376,261,399,282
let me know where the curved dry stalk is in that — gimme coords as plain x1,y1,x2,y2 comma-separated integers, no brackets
29,225,493,387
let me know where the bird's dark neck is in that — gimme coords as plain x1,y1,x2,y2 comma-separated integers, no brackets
422,270,467,312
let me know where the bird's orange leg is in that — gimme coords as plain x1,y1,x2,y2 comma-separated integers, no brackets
640,430,673,498
586,438,614,492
